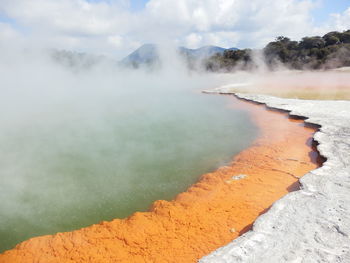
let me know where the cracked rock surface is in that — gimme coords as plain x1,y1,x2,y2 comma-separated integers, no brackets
200,94,350,263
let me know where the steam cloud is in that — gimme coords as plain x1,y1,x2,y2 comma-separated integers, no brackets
0,44,259,252
1,36,349,252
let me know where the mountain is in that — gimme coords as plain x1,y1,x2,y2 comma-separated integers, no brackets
121,44,238,68
121,44,160,67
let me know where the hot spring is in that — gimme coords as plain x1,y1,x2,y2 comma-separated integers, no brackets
0,56,257,252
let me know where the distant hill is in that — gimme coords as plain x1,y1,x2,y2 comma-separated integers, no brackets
121,44,238,68
50,50,115,70
121,44,160,68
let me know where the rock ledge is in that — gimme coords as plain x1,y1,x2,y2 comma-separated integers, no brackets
200,93,350,263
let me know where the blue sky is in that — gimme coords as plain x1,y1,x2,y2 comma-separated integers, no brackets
312,0,350,24
85,0,149,11
0,13,13,23
129,0,149,11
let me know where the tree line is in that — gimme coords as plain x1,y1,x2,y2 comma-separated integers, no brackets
205,30,350,71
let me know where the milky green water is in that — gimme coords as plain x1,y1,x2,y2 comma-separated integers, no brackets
0,73,257,252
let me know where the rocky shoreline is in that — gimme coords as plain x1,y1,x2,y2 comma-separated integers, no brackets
201,93,350,263
0,96,319,263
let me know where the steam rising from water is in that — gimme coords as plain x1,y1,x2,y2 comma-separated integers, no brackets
0,47,257,252
2,41,348,252
213,53,350,100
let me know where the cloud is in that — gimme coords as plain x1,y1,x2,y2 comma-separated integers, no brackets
0,0,127,35
185,33,202,49
0,22,20,41
0,0,334,58
143,0,317,47
307,6,350,38
331,7,350,31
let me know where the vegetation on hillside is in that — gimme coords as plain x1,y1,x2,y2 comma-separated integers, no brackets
205,30,350,71
51,50,108,70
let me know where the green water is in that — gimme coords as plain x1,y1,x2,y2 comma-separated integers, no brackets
0,72,257,252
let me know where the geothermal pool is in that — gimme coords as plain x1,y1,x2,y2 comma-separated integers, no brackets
0,71,257,252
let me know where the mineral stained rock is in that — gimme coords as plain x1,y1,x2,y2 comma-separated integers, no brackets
201,94,350,263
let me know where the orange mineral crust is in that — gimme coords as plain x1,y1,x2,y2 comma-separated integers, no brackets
0,97,322,263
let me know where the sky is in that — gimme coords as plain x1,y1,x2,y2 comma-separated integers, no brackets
0,0,350,59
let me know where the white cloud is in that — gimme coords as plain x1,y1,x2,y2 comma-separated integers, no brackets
185,31,239,49
306,6,350,38
0,0,129,35
144,0,318,50
330,7,350,32
0,0,325,58
185,33,202,49
0,22,20,40
107,35,123,48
